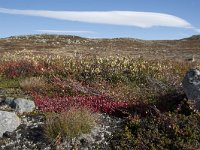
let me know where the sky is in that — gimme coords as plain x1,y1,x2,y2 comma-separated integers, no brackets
0,0,199,40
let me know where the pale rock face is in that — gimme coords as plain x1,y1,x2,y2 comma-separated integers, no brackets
0,111,21,137
182,68,200,110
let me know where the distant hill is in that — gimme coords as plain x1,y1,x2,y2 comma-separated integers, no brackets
182,35,200,40
0,34,200,62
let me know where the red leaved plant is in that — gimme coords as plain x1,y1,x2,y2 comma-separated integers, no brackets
32,93,131,114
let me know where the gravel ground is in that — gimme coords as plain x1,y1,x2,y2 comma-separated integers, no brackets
0,112,124,149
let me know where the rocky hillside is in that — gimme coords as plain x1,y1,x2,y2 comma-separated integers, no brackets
0,34,200,61
0,34,200,149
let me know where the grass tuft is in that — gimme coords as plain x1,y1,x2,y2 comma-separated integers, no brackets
44,107,96,140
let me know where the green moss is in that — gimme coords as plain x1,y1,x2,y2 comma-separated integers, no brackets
0,77,21,88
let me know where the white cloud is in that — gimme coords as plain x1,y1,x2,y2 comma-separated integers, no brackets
0,7,195,29
36,30,96,34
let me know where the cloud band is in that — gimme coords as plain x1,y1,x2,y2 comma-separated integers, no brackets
0,7,194,29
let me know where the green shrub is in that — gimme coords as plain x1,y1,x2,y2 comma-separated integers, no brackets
111,113,200,150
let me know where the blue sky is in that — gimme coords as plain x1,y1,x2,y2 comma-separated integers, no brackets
0,0,199,40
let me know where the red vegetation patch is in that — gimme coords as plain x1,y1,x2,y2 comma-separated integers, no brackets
32,93,131,114
1,61,44,78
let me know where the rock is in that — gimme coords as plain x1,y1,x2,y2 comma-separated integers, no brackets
1,97,35,113
182,68,200,110
3,131,16,138
0,88,6,95
11,98,35,113
0,96,5,104
5,97,14,105
0,112,122,149
146,76,168,90
0,111,21,137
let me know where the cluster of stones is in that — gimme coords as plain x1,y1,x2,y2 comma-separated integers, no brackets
0,97,35,137
0,96,122,149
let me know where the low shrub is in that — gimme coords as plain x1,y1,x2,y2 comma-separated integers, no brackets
32,94,130,114
1,60,42,78
111,112,200,150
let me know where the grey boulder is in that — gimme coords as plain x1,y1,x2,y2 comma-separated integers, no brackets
5,97,14,105
0,111,21,137
11,98,35,113
182,68,200,110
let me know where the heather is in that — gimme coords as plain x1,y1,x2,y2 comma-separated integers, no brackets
0,50,199,148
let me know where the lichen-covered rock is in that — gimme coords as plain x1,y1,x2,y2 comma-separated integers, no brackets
11,98,35,113
0,111,21,137
182,68,200,110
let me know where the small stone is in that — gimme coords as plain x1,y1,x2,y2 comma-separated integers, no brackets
3,131,16,138
0,88,5,95
5,97,14,105
0,96,5,103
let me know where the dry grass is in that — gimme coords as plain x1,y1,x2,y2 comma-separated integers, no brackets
20,77,47,91
44,107,96,140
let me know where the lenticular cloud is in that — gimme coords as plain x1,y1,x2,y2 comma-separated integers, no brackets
0,7,192,29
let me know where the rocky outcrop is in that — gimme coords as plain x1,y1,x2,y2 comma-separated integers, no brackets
182,68,200,110
0,111,21,137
